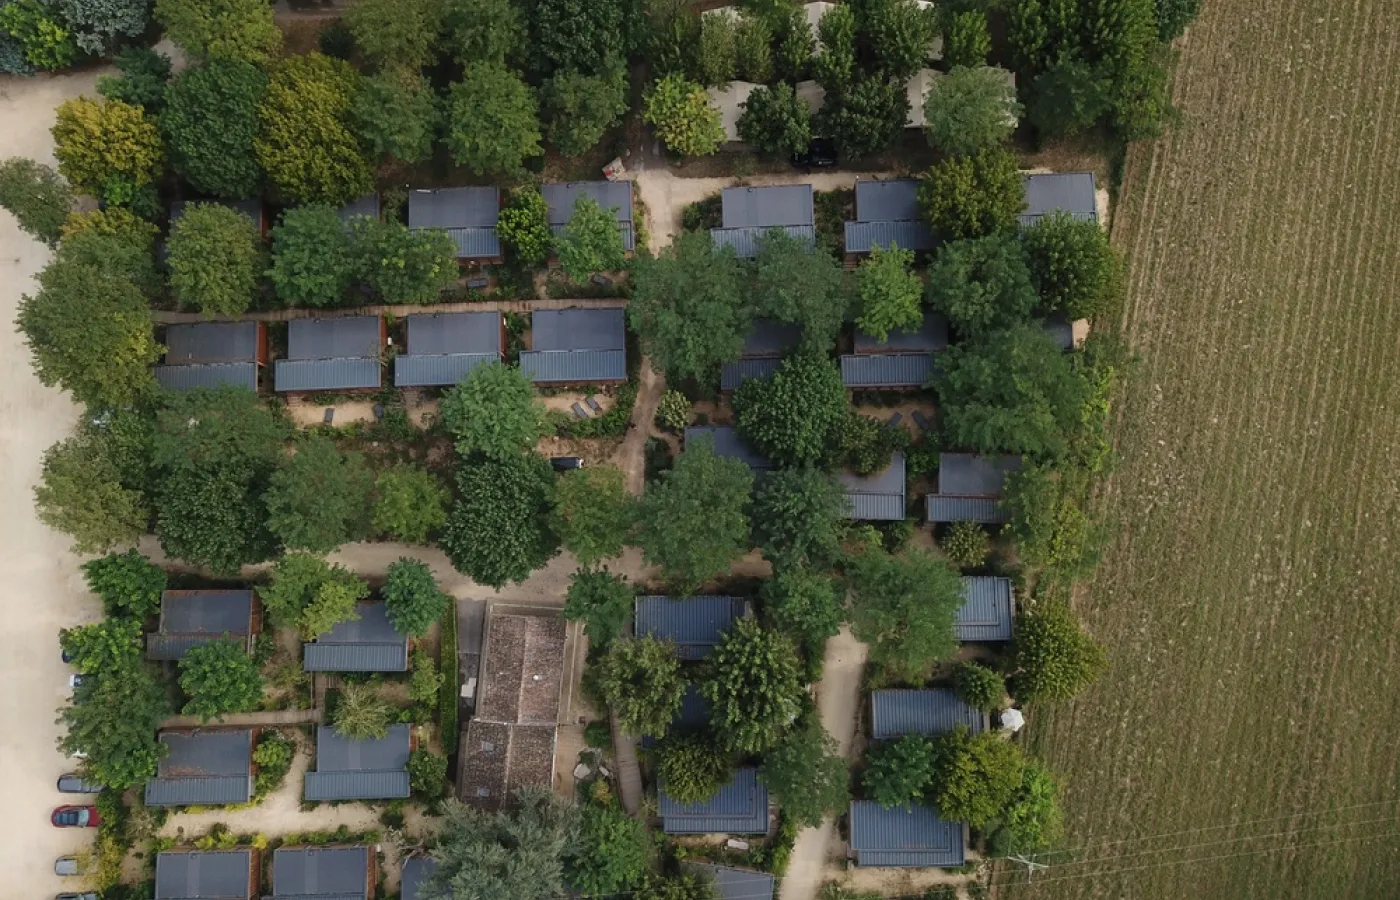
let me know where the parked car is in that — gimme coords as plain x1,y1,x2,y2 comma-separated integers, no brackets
56,894,99,900
67,673,89,690
50,806,100,828
550,456,585,471
56,773,100,794
54,857,81,876
61,644,73,664
791,138,838,170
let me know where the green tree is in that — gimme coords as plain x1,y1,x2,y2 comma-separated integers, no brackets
733,352,846,468
409,648,443,711
1010,603,1107,703
568,802,649,895
551,467,635,567
701,619,805,754
178,639,263,722
926,233,1037,337
563,567,634,646
644,74,726,157
811,3,855,91
152,384,288,474
56,225,161,295
940,520,990,569
595,636,686,737
409,748,450,800
556,196,627,282
628,231,749,382
924,65,1021,157
751,468,847,568
81,549,166,618
993,762,1063,855
351,72,440,166
693,13,735,87
752,228,850,350
528,0,633,77
442,0,525,65
848,548,965,677
256,53,372,206
51,96,162,197
918,148,1025,241
0,157,71,245
421,791,579,900
167,202,264,317
734,13,772,82
342,0,441,73
861,0,938,79
35,431,148,553
59,663,172,788
820,76,907,160
498,187,552,265
96,46,171,111
350,218,461,304
854,243,922,342
928,727,1024,826
306,579,369,640
373,464,449,544
0,0,78,70
656,733,733,804
772,4,813,81
942,9,991,67
439,363,547,460
760,566,844,648
382,558,450,637
541,63,629,158
153,0,282,64
655,389,691,432
268,204,356,308
59,617,144,675
161,60,266,199
1026,58,1113,138
636,439,753,592
60,205,157,248
863,733,934,808
332,681,394,740
257,553,369,634
156,465,277,574
1156,0,1201,41
445,63,544,177
1021,211,1119,320
637,871,720,900
953,661,1006,712
933,324,1090,459
759,713,849,826
442,454,559,588
265,436,373,552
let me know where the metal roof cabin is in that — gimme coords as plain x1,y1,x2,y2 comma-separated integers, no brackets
302,602,409,672
155,321,265,393
683,426,774,476
684,864,776,900
841,452,907,521
408,186,502,260
519,308,627,384
154,849,255,900
660,767,770,835
720,319,803,391
274,316,384,393
841,313,948,389
304,725,411,802
395,312,504,388
641,682,710,748
925,453,1023,524
957,576,1014,642
542,181,636,252
400,857,437,900
144,729,254,807
1041,313,1075,350
871,689,988,740
269,846,370,900
337,193,380,222
844,179,935,254
848,800,967,868
1020,172,1097,227
146,589,257,661
634,596,748,661
711,185,816,258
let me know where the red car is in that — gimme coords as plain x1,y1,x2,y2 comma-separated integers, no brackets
50,805,100,828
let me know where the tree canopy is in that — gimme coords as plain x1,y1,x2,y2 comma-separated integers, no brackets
701,619,805,754
858,0,939,81
153,0,282,64
556,196,627,282
268,203,356,308
420,792,579,900
925,233,1038,338
737,82,812,158
0,156,71,246
161,60,266,199
37,430,149,554
863,732,935,808
265,436,373,552
82,549,166,618
563,567,634,647
918,148,1025,241
568,799,649,895
527,0,633,77
256,53,372,206
342,0,441,73
733,352,847,468
541,63,629,158
848,548,966,678
439,363,548,460
59,616,143,675
760,565,845,650
759,713,850,826
444,63,544,177
373,464,449,544
178,639,263,722
928,727,1025,826
382,557,450,637
594,636,686,737
351,72,440,166
855,243,923,343
51,96,163,198
751,467,848,568
643,74,726,158
923,65,1022,157
442,0,525,66
1021,211,1120,320
1010,602,1108,703
551,466,635,567
349,217,461,304
498,187,552,265
751,229,850,351
656,733,733,805
166,202,264,318
819,76,906,160
58,663,172,788
442,453,559,588
257,553,370,639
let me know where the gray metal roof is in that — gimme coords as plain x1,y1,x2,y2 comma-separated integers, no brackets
841,452,907,521
148,633,244,661
271,847,368,899
406,312,502,356
165,322,260,364
407,187,499,229
937,453,1022,496
683,427,774,473
145,730,253,807
854,179,921,222
303,603,408,672
550,221,636,252
721,184,814,227
400,857,437,900
395,352,500,388
720,357,781,392
542,181,633,225
743,319,803,357
1020,172,1096,225
854,314,949,354
840,354,932,389
871,689,986,739
274,358,382,393
635,596,747,661
519,349,627,383
1042,314,1074,350
441,226,502,259
957,576,1013,642
287,317,382,361
849,801,966,868
531,308,626,352
155,849,253,900
711,224,816,258
661,767,770,835
844,220,935,253
148,590,254,661
304,769,410,802
925,495,1008,524
155,363,260,393
315,725,410,771
337,194,380,222
684,864,775,900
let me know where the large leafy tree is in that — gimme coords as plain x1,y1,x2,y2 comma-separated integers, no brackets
751,229,849,351
178,639,263,722
848,548,966,678
551,467,635,567
994,761,1064,855
0,157,71,246
444,63,544,177
563,567,634,647
51,96,163,197
58,663,172,788
820,76,906,160
635,439,753,593
759,713,849,827
56,225,161,296
265,436,374,553
153,0,282,64
257,553,369,638
161,60,266,199
918,148,1026,241
527,0,632,77
568,802,649,895
343,0,441,73
733,352,846,468
942,8,991,67
498,187,552,266
541,63,629,158
760,565,844,650
700,619,805,754
556,196,627,282
628,231,749,383
1026,58,1115,139
268,204,356,308
420,792,579,900
256,53,372,206
751,468,847,568
643,74,725,158
52,0,150,55
858,0,938,80
656,733,733,804
82,549,166,618
442,0,526,66
928,727,1025,826
349,218,461,304
36,431,148,553
926,233,1038,338
924,65,1022,157
373,464,449,544
167,203,264,318
59,617,143,676
156,464,278,574
1020,211,1119,320
856,243,922,342
442,454,559,588
863,733,935,808
439,363,547,460
1010,603,1107,703
382,558,450,637
350,72,440,166
96,46,172,111
637,871,720,900
692,12,735,87
737,82,812,159
811,3,856,90
595,636,686,737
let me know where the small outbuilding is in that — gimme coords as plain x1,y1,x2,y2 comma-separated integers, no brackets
268,846,371,900
840,314,948,389
844,178,936,256
154,849,256,900
274,316,384,394
683,426,774,476
305,725,411,802
871,688,987,740
146,589,258,662
957,575,1014,642
145,729,254,808
408,186,502,261
302,602,409,673
848,800,966,868
155,321,267,393
519,308,627,384
337,193,381,222
400,856,438,900
685,863,776,900
710,185,815,258
925,453,1023,524
634,596,749,661
719,318,803,392
841,452,907,521
542,181,635,252
661,767,770,835
394,311,504,388
1020,172,1098,227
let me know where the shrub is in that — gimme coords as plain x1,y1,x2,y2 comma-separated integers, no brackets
656,734,733,804
584,720,612,749
332,682,394,740
0,0,78,70
918,148,1025,242
1010,603,1107,703
644,74,725,158
940,520,990,570
373,465,449,545
953,661,1006,712
51,97,162,196
252,731,296,798
655,390,691,432
408,649,443,713
563,567,633,646
498,187,552,266
408,749,449,800
0,157,71,245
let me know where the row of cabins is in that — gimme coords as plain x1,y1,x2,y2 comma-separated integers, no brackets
153,308,627,394
151,846,437,900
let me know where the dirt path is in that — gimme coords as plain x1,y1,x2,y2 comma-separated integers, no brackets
617,361,665,495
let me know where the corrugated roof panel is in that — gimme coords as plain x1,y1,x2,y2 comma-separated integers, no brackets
840,354,932,389
635,596,746,660
854,179,921,222
937,453,1022,496
272,847,369,898
147,633,224,661
710,225,816,258
287,316,381,360
400,857,436,900
160,590,253,635
442,226,502,259
155,363,259,393
144,775,252,807
925,495,1008,524
1019,209,1097,228
274,358,382,392
844,220,935,253
316,725,410,771
684,864,775,900
158,730,252,777
661,768,770,835
721,184,814,227
683,426,774,472
844,492,906,521
406,312,501,356
1022,172,1096,221
519,349,627,383
531,308,627,352
542,181,633,224
956,576,1014,642
720,358,781,391
304,770,411,801
854,314,949,354
871,689,986,739
303,643,408,672
550,221,637,252
407,187,499,229
165,322,260,364
849,801,966,868
155,849,253,900
394,353,500,388
842,453,907,521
